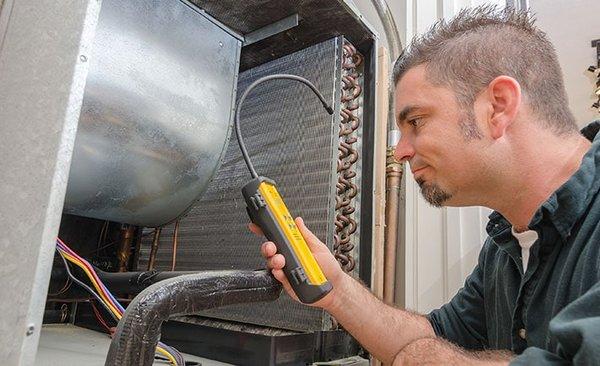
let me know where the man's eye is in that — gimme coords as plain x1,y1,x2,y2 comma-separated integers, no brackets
408,118,422,127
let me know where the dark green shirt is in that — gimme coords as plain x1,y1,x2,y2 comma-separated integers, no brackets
428,122,600,365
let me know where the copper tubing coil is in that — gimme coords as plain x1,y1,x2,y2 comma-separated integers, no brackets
342,44,362,69
340,112,360,130
341,83,361,102
335,196,350,210
336,176,357,208
337,159,358,175
338,124,355,137
117,225,135,272
336,235,356,249
341,77,362,99
338,143,358,166
147,227,162,271
339,205,356,216
338,139,358,159
339,119,359,137
335,193,356,209
170,220,180,271
333,42,363,273
335,241,355,253
336,215,357,237
334,252,356,271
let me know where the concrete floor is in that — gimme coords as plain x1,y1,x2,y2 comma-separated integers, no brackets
35,324,232,366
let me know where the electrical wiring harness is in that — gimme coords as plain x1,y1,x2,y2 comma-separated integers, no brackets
55,238,185,366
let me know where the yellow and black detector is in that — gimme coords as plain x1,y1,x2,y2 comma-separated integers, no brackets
235,74,334,304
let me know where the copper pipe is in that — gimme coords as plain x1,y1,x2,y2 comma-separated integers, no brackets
130,227,144,271
384,147,403,304
117,225,136,272
170,220,180,271
334,41,363,273
96,220,109,253
147,227,162,270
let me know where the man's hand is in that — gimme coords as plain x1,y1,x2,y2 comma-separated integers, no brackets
249,217,446,364
249,217,347,309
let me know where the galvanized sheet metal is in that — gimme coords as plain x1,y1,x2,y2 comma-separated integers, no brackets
64,0,241,227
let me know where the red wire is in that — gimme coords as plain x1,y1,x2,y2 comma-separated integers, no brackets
58,238,123,314
90,300,112,334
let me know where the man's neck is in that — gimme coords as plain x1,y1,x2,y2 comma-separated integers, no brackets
492,130,591,231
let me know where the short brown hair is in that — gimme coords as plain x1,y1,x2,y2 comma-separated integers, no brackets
392,5,578,135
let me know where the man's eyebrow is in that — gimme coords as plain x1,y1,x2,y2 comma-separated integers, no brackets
396,105,418,125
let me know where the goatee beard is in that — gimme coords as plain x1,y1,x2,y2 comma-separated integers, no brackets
416,178,452,207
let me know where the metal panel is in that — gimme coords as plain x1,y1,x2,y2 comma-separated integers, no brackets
139,37,347,331
190,0,378,70
35,324,229,366
64,0,241,227
0,1,100,364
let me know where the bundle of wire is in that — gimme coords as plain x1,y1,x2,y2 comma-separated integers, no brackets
55,238,185,365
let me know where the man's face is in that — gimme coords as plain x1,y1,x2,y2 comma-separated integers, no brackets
393,65,487,207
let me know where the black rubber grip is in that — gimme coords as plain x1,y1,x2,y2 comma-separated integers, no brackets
242,177,332,304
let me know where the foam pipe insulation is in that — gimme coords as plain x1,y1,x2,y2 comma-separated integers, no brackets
96,269,199,294
104,270,281,366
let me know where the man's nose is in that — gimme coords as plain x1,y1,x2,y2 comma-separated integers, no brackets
393,133,415,163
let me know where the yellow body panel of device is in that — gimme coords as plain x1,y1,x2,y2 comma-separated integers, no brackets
258,182,327,285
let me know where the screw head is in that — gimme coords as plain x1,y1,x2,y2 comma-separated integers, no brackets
219,41,223,47
79,55,88,62
26,324,35,336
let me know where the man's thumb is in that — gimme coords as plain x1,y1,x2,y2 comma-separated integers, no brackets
295,217,325,251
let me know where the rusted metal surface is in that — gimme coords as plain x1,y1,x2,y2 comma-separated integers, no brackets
334,42,363,273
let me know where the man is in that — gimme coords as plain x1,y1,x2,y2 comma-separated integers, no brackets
252,5,600,365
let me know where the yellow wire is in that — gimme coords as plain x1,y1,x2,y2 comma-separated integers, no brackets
60,251,121,317
60,249,178,365
156,346,178,365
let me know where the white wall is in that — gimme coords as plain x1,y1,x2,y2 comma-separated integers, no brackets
529,0,600,128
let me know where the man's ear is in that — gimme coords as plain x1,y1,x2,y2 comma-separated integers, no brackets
485,76,521,140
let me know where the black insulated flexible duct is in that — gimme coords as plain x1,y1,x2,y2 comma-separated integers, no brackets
97,269,198,294
104,270,282,366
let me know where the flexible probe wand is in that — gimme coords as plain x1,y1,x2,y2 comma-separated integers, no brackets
235,74,334,304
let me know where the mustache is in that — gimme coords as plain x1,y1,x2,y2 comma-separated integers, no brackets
409,159,427,173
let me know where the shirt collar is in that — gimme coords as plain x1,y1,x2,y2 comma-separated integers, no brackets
487,121,600,242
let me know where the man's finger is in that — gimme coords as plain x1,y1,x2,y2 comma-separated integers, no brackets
295,217,327,251
267,254,285,269
248,223,264,236
272,269,299,302
261,242,277,259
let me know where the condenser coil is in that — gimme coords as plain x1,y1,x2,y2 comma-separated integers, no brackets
139,36,370,332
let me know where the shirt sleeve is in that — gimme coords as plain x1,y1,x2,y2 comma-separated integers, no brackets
427,241,490,350
510,280,600,365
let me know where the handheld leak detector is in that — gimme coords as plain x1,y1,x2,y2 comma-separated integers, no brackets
235,74,334,304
